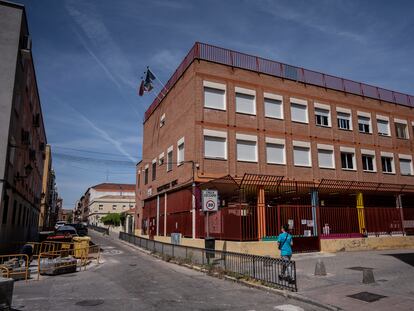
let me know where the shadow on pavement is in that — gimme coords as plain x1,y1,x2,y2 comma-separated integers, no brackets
384,253,414,267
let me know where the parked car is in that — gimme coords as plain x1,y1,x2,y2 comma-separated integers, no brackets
67,223,88,236
47,225,78,242
54,221,66,230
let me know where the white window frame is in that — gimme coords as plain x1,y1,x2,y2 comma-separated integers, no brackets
203,129,227,160
314,103,331,127
357,111,372,134
264,92,284,119
292,140,311,167
361,149,377,172
317,144,335,169
380,151,395,174
177,137,185,166
394,118,409,139
376,115,390,136
160,113,166,128
399,154,413,176
167,146,173,172
336,107,352,131
236,133,258,162
340,147,356,171
290,98,308,124
158,152,165,166
203,81,226,111
265,137,286,165
235,87,256,115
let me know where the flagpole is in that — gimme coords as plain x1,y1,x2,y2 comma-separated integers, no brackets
147,66,169,93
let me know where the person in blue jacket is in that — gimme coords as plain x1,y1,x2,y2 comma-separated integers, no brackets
277,224,294,283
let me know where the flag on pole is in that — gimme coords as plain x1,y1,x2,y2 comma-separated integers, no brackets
138,68,156,96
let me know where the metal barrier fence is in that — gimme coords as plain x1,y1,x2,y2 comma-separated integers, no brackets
0,254,30,281
119,231,297,291
88,224,109,235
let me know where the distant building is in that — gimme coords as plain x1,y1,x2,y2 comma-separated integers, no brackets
75,183,135,232
136,42,414,251
0,1,47,246
58,208,72,223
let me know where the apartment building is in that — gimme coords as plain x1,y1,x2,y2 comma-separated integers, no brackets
76,183,135,231
136,43,414,250
0,1,47,247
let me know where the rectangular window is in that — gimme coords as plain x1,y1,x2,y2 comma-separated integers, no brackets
377,119,390,136
318,149,334,169
337,112,351,130
341,152,354,170
315,108,330,127
112,205,117,210
358,116,371,133
290,101,308,123
381,156,394,173
144,167,148,184
236,92,256,115
177,138,184,165
12,200,17,225
362,155,375,172
99,204,103,210
2,194,9,224
204,82,226,110
399,157,413,175
167,149,173,171
395,122,408,139
293,145,311,167
236,139,257,162
204,130,227,159
266,143,285,164
264,94,283,119
159,113,166,128
152,161,156,181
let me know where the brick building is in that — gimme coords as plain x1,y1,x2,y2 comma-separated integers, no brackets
136,43,414,250
0,1,47,247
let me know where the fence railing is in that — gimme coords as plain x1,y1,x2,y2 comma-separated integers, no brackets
144,42,414,121
119,231,297,291
88,224,109,235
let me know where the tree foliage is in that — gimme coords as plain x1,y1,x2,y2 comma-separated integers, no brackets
101,213,121,227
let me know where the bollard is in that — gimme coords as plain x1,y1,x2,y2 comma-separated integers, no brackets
314,259,327,276
362,268,375,284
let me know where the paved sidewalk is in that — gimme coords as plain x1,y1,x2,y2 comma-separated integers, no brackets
292,249,414,310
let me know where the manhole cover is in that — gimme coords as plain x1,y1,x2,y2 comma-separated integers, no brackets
347,292,387,303
75,299,104,307
347,266,374,271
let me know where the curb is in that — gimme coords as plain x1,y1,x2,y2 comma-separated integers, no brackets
222,275,341,311
116,238,341,311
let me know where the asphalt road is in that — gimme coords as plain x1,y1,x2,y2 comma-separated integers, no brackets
12,231,325,311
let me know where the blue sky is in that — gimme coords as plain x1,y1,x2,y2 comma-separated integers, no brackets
19,0,414,208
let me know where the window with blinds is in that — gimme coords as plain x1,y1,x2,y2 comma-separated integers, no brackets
237,140,257,162
204,136,226,159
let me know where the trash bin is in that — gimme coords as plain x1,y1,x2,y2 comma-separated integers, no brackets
204,237,215,260
73,236,91,258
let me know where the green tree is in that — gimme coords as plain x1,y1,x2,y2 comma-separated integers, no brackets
101,213,121,228
67,213,73,223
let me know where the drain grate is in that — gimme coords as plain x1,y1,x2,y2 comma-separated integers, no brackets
347,292,387,303
75,299,104,307
347,266,374,271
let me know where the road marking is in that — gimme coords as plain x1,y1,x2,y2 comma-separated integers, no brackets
274,305,304,311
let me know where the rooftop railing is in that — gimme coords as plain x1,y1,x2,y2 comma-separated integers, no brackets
144,42,414,122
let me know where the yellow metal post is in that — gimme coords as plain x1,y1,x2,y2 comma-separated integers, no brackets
356,192,366,234
257,186,266,239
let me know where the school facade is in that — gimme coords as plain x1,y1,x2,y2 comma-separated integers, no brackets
135,42,414,252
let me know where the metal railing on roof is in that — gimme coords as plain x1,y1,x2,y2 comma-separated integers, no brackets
144,42,414,122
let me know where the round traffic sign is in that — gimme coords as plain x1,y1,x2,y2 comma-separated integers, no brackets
205,199,216,211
